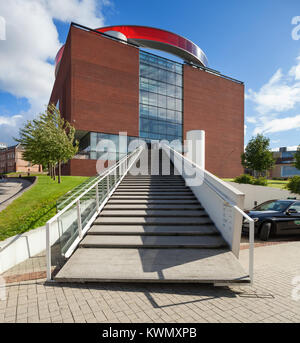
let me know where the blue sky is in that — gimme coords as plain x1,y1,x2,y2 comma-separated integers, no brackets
0,0,300,150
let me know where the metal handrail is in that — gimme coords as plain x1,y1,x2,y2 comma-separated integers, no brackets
56,151,136,211
164,144,254,284
46,146,144,280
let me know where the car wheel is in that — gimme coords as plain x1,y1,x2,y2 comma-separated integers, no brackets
259,222,272,241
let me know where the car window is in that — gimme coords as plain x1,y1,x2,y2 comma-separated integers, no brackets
288,202,300,213
255,200,291,212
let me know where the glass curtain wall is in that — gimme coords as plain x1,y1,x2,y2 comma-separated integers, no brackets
77,132,144,160
139,51,183,142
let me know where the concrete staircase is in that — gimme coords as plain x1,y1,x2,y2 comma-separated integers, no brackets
55,149,249,283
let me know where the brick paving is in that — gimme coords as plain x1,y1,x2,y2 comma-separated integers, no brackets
1,241,300,323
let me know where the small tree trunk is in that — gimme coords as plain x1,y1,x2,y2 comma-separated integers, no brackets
53,164,56,181
48,163,52,178
58,161,61,184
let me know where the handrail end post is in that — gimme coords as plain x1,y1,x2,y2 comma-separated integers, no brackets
46,222,52,281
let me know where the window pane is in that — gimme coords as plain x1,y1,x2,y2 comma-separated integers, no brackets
166,84,176,97
158,94,167,108
148,79,158,93
158,108,166,120
175,99,182,112
167,72,175,84
158,69,167,82
158,82,166,95
176,73,182,87
140,104,149,117
166,109,174,122
148,92,157,106
140,90,148,104
140,118,149,132
167,97,175,110
148,106,157,120
175,86,182,99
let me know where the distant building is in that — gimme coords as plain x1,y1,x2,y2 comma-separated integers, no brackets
0,144,42,174
270,147,300,178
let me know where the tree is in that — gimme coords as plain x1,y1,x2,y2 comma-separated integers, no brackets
16,103,78,183
294,145,300,170
241,134,275,178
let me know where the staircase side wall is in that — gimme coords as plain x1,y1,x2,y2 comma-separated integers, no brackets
166,148,245,258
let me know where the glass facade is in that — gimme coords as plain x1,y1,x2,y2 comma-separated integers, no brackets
139,51,183,142
77,132,144,160
281,165,300,177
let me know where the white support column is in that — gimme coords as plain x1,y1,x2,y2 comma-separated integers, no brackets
186,130,205,169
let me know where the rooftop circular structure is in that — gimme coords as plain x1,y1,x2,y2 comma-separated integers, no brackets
96,25,208,67
55,24,208,77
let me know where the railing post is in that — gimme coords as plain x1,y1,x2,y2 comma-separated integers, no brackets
77,200,82,239
95,184,99,209
249,220,254,285
46,222,52,281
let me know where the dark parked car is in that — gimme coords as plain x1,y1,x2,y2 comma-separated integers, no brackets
242,199,300,241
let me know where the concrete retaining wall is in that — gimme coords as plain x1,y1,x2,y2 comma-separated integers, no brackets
0,223,60,274
227,182,300,210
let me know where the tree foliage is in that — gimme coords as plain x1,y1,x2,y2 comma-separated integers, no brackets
241,134,275,177
16,103,78,183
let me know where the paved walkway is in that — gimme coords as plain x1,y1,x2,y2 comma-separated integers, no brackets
0,178,32,212
1,241,300,323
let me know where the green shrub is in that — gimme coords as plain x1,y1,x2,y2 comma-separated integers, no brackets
252,177,268,186
233,174,254,184
286,176,300,195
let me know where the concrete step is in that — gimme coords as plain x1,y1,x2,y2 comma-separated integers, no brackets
99,210,207,217
107,199,200,204
110,195,197,200
94,217,212,225
104,204,203,210
55,248,250,284
113,192,193,196
114,190,192,194
123,178,183,181
117,186,188,190
79,235,227,249
88,224,217,235
120,180,185,184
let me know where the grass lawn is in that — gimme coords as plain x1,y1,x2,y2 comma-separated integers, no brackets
223,178,288,189
0,175,88,241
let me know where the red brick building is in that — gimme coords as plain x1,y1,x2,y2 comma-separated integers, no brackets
0,144,42,174
49,23,244,177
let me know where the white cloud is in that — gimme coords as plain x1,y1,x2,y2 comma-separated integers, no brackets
247,67,300,115
245,116,257,124
254,114,300,135
0,0,110,144
246,54,300,137
0,114,22,126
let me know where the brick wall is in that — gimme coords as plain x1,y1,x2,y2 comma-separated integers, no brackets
183,65,244,178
